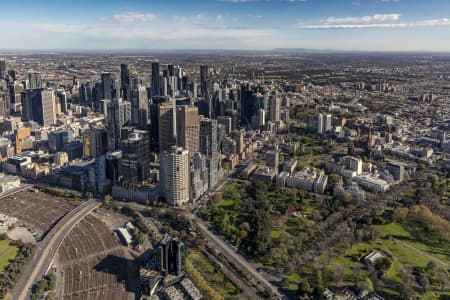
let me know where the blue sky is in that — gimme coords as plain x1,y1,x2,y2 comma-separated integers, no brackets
1,0,450,51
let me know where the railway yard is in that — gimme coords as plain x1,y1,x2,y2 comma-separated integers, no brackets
55,214,135,300
0,190,135,300
0,189,76,238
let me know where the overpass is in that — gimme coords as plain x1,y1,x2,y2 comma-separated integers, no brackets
11,199,101,300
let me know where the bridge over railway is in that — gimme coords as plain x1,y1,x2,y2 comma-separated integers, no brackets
11,199,101,300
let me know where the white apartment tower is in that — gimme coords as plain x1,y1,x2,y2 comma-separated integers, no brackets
160,146,190,206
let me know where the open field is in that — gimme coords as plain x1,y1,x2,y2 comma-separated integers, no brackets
326,222,450,299
0,240,18,275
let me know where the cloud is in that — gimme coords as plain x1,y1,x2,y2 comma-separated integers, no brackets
219,0,260,2
112,12,160,23
380,0,400,2
297,18,450,29
26,15,273,41
322,13,400,24
173,14,206,25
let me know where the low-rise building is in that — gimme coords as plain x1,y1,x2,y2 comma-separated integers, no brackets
286,167,328,194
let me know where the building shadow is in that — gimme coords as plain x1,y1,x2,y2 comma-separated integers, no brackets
94,254,137,295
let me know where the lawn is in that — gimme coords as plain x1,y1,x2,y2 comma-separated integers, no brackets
217,199,234,209
375,223,450,267
329,222,450,298
0,240,18,274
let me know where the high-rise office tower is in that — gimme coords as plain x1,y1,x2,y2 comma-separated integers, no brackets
120,130,151,183
106,151,122,183
200,118,220,188
48,130,73,152
57,91,69,114
200,65,209,96
168,64,175,77
200,65,212,118
307,113,328,134
231,130,244,154
156,235,186,277
82,128,108,158
158,101,177,153
9,83,23,104
269,94,281,122
79,82,93,105
217,116,232,134
131,86,149,129
101,72,115,100
161,77,168,96
107,98,131,150
200,118,218,158
21,89,56,126
0,91,10,119
258,108,266,127
151,62,161,97
160,146,190,206
176,105,199,155
120,64,131,100
323,114,332,132
27,72,42,89
0,60,6,79
240,85,257,127
7,70,16,82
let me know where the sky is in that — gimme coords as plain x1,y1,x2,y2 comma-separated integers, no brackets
1,0,450,51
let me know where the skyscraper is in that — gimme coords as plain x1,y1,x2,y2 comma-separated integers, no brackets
200,118,220,188
131,86,149,129
151,62,161,97
160,146,190,206
158,101,177,153
240,85,257,127
101,72,115,100
27,72,42,89
269,94,281,122
307,113,330,134
176,105,199,155
200,65,212,118
168,64,175,77
79,82,93,105
0,60,6,79
200,65,209,97
21,89,56,126
0,91,10,119
120,130,151,183
120,64,131,100
323,114,332,132
107,98,131,150
82,128,108,158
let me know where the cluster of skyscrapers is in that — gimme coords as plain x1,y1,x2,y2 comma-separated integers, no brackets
0,58,289,206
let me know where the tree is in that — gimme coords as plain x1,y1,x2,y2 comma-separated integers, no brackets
254,208,271,255
332,263,344,287
103,194,112,204
353,263,362,286
375,257,392,274
360,277,374,294
298,279,313,295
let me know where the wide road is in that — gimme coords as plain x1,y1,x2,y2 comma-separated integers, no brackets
11,199,101,300
188,213,284,299
0,184,33,199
